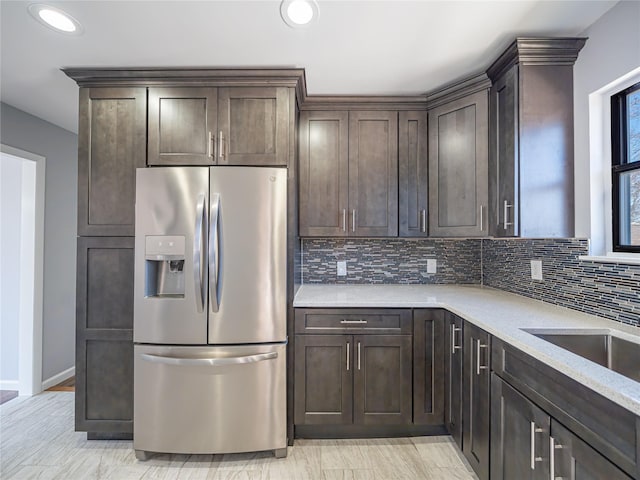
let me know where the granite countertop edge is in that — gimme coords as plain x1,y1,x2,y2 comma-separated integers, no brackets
293,284,640,417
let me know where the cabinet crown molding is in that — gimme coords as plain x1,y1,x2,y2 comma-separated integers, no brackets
426,73,491,110
486,37,587,82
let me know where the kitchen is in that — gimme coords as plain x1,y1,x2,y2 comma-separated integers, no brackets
3,2,637,480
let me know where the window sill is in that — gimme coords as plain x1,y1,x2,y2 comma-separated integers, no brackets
578,254,640,266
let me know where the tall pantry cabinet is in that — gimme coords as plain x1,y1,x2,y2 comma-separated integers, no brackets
66,68,303,439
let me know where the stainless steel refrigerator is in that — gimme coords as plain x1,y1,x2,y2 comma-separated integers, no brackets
133,166,287,459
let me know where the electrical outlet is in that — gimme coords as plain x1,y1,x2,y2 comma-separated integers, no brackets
337,261,347,276
426,259,437,274
530,260,543,281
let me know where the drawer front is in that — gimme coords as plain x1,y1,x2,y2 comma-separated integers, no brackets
492,338,638,478
295,308,412,335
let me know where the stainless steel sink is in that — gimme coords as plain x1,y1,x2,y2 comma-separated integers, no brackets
524,329,640,383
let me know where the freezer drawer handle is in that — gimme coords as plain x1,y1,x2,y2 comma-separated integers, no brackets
209,193,220,312
194,193,207,313
140,351,277,367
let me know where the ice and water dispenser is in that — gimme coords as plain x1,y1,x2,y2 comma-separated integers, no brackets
144,236,186,298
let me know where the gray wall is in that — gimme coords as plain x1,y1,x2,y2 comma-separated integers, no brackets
0,155,23,382
573,0,640,238
0,102,77,382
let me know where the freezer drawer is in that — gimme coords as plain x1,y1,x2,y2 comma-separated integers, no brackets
134,344,286,455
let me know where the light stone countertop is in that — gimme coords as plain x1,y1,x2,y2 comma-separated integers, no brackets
293,284,640,416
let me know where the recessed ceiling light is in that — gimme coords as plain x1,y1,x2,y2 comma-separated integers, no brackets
28,4,83,35
280,0,319,28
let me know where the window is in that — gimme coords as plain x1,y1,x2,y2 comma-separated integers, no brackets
611,82,640,253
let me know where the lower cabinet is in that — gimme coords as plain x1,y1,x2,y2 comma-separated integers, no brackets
76,237,134,438
413,309,445,425
491,375,632,480
294,333,412,426
463,321,491,480
444,312,463,447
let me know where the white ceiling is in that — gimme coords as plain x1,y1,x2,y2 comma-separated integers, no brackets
1,0,617,134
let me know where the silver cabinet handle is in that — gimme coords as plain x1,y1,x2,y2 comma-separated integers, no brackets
342,209,347,232
549,436,563,480
140,351,277,367
504,200,513,229
193,193,206,313
352,209,356,232
357,341,361,370
479,205,484,231
340,319,368,324
420,209,427,233
346,342,350,371
209,193,220,313
476,339,488,375
218,130,224,161
530,422,544,470
451,325,462,352
207,131,213,158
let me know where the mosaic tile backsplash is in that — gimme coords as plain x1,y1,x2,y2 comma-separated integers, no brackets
482,238,640,327
302,238,482,284
301,237,639,327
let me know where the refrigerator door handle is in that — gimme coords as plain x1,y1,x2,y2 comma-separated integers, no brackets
140,351,277,367
193,193,206,313
209,193,221,312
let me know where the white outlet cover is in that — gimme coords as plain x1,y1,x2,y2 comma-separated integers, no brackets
427,259,437,274
530,260,543,280
337,261,347,276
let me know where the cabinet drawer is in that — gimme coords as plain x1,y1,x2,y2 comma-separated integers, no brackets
295,309,412,335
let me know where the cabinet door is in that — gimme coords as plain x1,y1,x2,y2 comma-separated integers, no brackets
490,375,550,480
551,420,632,480
348,111,398,236
294,335,353,425
399,111,428,237
78,87,146,236
444,312,463,447
298,111,349,237
218,87,289,166
413,309,445,425
76,237,134,437
148,87,217,165
353,335,412,425
489,64,519,237
428,90,488,237
463,322,491,480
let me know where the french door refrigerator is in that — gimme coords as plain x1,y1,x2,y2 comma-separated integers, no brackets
133,166,287,459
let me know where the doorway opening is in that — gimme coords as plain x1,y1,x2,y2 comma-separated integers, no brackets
0,144,45,400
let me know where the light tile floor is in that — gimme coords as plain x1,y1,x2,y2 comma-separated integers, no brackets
1,392,478,479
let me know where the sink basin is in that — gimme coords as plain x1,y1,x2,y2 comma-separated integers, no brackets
523,329,640,383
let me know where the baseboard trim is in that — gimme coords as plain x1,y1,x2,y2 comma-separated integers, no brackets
42,366,75,390
0,380,19,390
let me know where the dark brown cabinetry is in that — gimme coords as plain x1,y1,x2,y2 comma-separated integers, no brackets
75,237,134,437
491,375,632,479
413,309,445,425
487,38,586,237
294,309,412,428
444,312,463,447
298,110,399,237
428,84,489,237
77,87,146,236
463,321,491,480
148,86,290,166
399,111,429,237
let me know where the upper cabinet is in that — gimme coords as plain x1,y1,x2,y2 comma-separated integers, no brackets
148,87,218,166
399,111,429,237
487,38,586,237
148,85,291,166
77,87,147,236
427,76,490,237
299,109,400,237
